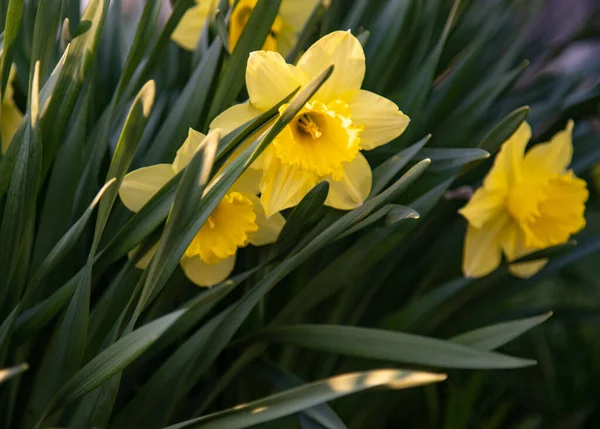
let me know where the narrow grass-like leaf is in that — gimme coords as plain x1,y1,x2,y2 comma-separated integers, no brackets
113,0,162,102
477,106,530,153
40,310,184,420
29,0,62,85
417,148,489,172
143,39,222,166
247,325,535,369
256,360,348,429
272,182,330,256
0,46,68,199
511,241,576,264
370,135,430,197
23,265,91,429
0,122,41,308
206,0,282,122
0,363,28,384
21,180,115,307
450,313,552,351
0,0,23,99
165,370,446,429
93,80,155,251
111,310,231,429
39,0,110,177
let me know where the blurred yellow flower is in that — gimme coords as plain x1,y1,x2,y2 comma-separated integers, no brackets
211,31,410,217
460,121,588,278
1,66,23,154
172,0,319,55
118,129,285,287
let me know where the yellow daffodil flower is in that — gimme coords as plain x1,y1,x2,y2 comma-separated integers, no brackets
118,129,285,287
211,30,410,217
172,0,319,55
460,121,588,278
1,66,23,154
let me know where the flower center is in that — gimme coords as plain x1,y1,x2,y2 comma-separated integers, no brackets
296,113,322,139
229,0,283,52
185,192,258,264
273,100,363,180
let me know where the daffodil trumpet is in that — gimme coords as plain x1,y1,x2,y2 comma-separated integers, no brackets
119,129,285,287
460,120,588,278
211,30,411,218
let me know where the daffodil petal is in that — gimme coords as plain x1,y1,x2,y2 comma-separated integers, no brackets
458,187,506,229
1,100,23,154
297,30,365,102
180,254,236,287
278,0,319,33
172,128,207,172
260,150,319,218
246,51,307,110
462,214,509,278
210,102,263,136
119,164,175,212
501,222,547,278
523,120,574,176
349,90,410,150
231,167,262,195
246,194,285,245
325,152,372,210
171,1,214,51
484,121,531,191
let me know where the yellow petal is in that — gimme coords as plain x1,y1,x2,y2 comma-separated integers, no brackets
119,164,175,212
1,100,23,154
180,254,236,287
171,1,214,51
128,241,160,269
458,187,506,229
260,149,319,218
484,121,531,191
325,152,372,210
348,90,410,150
278,0,319,33
297,30,365,102
210,102,263,136
501,222,547,278
522,120,573,176
231,167,262,195
172,128,207,173
246,51,307,110
246,194,285,245
462,214,509,278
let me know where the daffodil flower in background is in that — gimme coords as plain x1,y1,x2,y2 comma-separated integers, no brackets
460,121,588,278
118,129,285,286
1,66,23,154
211,30,410,217
172,0,319,55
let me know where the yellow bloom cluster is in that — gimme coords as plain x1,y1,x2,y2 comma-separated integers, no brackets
121,21,409,287
172,0,319,55
119,1,589,288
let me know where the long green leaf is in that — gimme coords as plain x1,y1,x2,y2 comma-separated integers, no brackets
0,0,23,100
206,0,282,122
39,310,184,422
165,369,446,429
247,324,535,369
451,313,552,351
39,0,110,177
